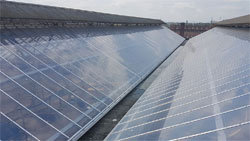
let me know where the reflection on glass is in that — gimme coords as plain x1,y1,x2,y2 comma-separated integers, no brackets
106,27,250,141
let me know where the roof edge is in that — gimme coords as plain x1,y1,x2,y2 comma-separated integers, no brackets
0,0,165,28
216,14,250,28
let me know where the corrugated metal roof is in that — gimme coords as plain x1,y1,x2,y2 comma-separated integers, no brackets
216,14,250,27
0,1,164,24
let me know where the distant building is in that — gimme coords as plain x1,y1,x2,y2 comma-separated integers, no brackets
167,22,214,39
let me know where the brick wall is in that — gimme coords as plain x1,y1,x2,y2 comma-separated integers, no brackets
167,23,213,39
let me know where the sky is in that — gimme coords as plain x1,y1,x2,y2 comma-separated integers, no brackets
11,0,250,23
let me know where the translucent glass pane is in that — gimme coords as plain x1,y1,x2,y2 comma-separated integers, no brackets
106,27,250,141
1,24,184,140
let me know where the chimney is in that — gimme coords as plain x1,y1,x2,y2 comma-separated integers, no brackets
180,22,185,37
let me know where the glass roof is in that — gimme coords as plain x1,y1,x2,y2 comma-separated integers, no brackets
0,25,184,140
105,27,250,141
